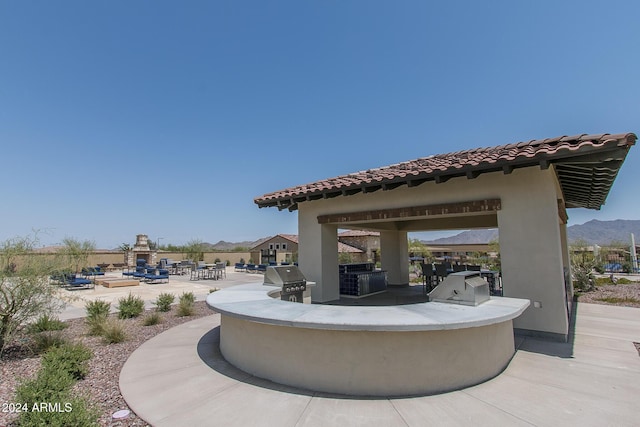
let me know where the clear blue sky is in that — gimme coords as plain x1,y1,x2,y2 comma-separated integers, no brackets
1,1,639,249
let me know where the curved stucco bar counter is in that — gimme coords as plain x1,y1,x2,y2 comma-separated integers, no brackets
206,283,530,397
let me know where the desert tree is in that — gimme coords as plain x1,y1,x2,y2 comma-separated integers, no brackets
570,239,597,292
183,239,205,262
0,234,66,355
59,237,96,273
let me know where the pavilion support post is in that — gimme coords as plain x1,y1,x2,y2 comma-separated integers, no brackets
380,231,410,286
497,169,569,340
299,208,340,303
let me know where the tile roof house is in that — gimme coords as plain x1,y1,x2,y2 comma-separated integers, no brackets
255,132,636,340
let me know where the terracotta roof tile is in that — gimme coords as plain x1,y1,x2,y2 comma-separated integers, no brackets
255,133,636,211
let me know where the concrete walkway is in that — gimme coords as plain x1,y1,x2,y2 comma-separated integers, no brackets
119,302,640,426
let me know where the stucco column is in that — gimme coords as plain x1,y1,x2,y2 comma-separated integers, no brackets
380,231,409,286
497,169,569,339
299,207,340,303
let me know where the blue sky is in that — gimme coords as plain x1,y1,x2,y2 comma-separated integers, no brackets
1,1,639,249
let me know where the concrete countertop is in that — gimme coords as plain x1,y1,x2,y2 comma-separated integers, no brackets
206,283,530,332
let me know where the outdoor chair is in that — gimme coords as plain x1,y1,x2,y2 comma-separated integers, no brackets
434,263,450,283
216,262,226,279
421,263,437,294
145,268,169,284
234,262,246,272
190,264,206,280
246,264,257,273
257,264,267,273
63,273,94,290
467,265,482,271
133,266,147,279
453,264,466,272
82,266,105,279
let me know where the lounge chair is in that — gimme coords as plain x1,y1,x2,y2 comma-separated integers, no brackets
82,266,106,279
63,273,94,290
145,268,169,284
234,262,246,272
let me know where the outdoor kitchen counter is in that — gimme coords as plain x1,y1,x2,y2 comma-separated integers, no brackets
206,282,529,331
206,283,530,397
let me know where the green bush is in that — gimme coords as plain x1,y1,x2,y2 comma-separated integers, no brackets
15,341,99,427
154,292,175,312
142,312,162,326
101,318,127,344
41,342,92,380
117,293,145,319
16,368,75,404
16,370,98,427
180,291,196,305
85,316,106,337
176,292,196,317
28,314,68,333
85,300,111,320
31,331,68,354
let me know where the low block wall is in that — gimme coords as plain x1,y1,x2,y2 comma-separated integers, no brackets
219,315,515,396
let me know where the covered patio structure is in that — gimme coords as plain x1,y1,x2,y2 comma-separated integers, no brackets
255,133,636,340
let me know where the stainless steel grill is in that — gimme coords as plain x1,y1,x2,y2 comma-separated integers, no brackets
264,265,307,303
428,271,490,306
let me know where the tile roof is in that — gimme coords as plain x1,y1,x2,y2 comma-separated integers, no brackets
255,133,636,211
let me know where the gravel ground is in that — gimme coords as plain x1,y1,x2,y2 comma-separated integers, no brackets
575,281,640,308
2,281,639,427
0,301,212,427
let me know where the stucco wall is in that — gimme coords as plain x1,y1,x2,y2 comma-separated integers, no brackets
220,314,516,396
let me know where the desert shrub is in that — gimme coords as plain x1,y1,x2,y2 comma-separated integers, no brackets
176,292,196,317
85,300,111,336
86,316,106,337
117,293,145,319
85,300,111,320
15,342,98,427
28,314,68,333
31,331,68,354
16,368,75,404
142,312,162,326
571,241,596,292
101,318,127,344
154,292,175,312
41,342,92,380
180,291,196,305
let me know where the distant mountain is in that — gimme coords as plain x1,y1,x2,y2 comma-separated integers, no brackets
566,219,640,245
427,229,499,245
423,220,640,246
205,237,271,251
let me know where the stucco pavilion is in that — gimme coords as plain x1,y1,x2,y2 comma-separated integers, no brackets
255,132,636,340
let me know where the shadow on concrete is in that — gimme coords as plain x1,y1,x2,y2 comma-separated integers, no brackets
515,299,578,358
196,326,316,398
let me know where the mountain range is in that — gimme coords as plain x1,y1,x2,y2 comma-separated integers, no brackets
425,219,640,246
199,220,640,250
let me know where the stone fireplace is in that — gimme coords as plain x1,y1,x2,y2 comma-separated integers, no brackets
126,234,157,267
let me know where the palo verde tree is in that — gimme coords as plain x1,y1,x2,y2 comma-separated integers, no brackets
59,237,96,273
0,234,66,356
183,239,205,262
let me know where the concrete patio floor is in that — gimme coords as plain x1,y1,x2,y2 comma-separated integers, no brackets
120,302,640,426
